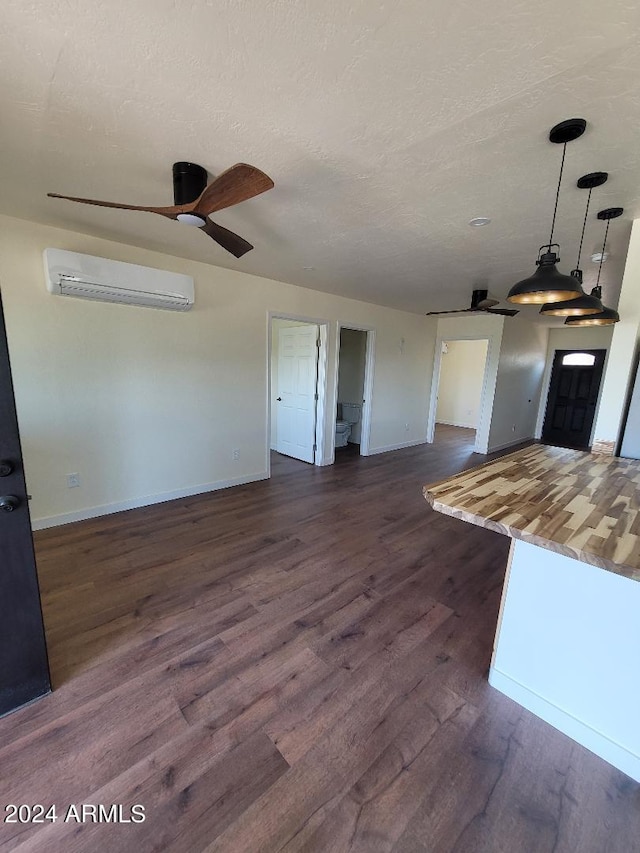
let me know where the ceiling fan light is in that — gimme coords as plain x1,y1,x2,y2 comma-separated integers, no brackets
176,213,207,227
507,252,583,304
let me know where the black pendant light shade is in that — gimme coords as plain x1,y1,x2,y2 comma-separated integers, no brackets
509,247,583,304
540,172,608,316
564,286,619,326
540,270,603,315
508,118,587,305
565,306,619,326
565,207,623,327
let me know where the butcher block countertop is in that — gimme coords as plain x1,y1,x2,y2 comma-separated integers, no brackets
423,444,640,582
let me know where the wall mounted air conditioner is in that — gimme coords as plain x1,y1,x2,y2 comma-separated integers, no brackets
43,248,195,311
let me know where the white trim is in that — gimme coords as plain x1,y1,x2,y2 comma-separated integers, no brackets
31,472,269,530
427,342,442,444
489,667,640,782
435,418,478,430
360,329,376,456
316,324,329,462
367,437,427,455
486,436,530,453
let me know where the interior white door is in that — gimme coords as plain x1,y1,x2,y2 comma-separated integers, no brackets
276,324,319,463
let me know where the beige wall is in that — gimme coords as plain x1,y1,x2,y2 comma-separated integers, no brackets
0,214,433,527
488,317,548,452
593,218,640,452
337,328,366,405
436,339,488,429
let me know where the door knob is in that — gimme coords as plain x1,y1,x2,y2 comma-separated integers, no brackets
0,460,13,477
276,397,282,401
0,495,19,512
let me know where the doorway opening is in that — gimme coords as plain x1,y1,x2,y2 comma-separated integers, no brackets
541,349,606,450
431,338,490,452
334,325,374,458
269,316,328,468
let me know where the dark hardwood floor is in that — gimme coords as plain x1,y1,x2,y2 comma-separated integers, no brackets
0,425,637,852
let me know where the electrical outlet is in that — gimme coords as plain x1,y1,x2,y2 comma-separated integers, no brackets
67,473,80,488
232,448,240,461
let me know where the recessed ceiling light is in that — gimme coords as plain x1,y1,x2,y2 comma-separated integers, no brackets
303,266,315,270
591,251,609,263
469,217,491,227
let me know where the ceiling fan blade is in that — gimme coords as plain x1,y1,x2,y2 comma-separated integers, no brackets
193,164,274,216
47,193,181,220
201,219,254,258
426,308,474,316
484,308,520,316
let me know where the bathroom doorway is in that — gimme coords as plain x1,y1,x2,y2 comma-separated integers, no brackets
269,315,328,467
430,338,490,452
334,325,374,457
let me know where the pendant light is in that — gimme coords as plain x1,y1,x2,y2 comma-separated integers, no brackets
507,119,586,304
540,172,607,316
565,207,623,327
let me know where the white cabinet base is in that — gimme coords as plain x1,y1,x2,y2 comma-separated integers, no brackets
489,538,640,782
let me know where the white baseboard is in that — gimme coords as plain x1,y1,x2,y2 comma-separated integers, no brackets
368,438,427,455
31,471,269,530
487,436,533,453
435,419,477,430
489,666,640,782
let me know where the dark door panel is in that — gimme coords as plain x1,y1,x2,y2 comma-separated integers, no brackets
542,350,606,450
0,291,50,716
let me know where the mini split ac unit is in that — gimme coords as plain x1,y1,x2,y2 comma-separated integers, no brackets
43,248,195,311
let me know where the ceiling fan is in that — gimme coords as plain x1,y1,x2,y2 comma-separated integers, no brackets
426,289,519,317
47,161,274,258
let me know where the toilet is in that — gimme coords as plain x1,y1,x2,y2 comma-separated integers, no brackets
335,402,362,448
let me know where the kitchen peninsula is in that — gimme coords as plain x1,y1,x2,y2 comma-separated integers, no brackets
424,444,640,781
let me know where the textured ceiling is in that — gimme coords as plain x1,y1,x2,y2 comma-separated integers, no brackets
2,0,640,319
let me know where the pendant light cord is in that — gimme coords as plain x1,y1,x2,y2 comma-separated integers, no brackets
595,219,610,290
548,142,567,248
575,187,592,269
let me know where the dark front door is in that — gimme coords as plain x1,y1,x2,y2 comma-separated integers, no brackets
542,349,606,450
0,291,50,716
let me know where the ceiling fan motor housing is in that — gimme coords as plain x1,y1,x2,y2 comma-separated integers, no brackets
471,289,489,309
172,162,208,205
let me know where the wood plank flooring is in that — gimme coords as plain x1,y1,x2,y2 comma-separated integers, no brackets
0,425,638,852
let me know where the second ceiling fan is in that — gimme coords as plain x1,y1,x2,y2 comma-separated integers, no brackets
427,289,519,317
48,161,274,258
